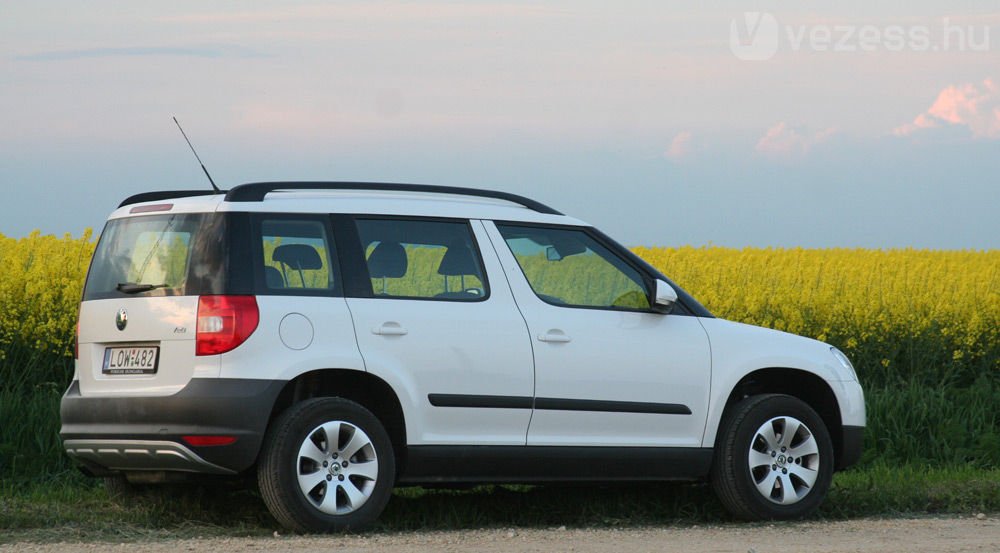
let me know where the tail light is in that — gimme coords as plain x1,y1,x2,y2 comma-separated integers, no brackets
196,295,259,356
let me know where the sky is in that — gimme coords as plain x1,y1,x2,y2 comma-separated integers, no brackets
1,1,998,249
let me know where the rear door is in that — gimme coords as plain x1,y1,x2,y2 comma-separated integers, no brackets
77,212,225,396
340,216,535,446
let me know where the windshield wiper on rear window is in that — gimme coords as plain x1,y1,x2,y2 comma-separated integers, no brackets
116,282,169,294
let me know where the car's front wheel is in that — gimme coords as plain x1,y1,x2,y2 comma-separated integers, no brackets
258,397,395,532
711,394,834,520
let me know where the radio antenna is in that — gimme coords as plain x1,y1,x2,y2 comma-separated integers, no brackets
172,116,221,192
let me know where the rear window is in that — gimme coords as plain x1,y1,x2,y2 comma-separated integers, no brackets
83,213,227,300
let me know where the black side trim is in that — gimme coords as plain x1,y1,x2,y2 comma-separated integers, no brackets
400,445,713,484
225,181,564,215
428,394,533,409
427,394,691,415
535,397,691,415
118,190,224,208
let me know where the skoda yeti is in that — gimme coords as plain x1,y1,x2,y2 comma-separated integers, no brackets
61,182,865,531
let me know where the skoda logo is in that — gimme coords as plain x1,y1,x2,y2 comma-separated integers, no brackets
115,308,128,331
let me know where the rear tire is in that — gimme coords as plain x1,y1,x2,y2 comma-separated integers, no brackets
711,394,834,520
258,397,395,532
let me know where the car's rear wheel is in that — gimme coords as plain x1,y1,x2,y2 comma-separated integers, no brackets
258,397,395,532
711,394,834,520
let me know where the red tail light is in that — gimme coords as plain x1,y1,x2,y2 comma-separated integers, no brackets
196,295,259,356
182,435,238,447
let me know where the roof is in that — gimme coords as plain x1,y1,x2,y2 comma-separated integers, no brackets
109,182,586,226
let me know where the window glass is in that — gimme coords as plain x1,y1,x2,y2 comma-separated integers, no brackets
84,213,223,300
260,219,335,291
355,219,487,301
496,224,650,310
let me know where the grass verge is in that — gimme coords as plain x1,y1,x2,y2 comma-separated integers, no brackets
1,464,997,543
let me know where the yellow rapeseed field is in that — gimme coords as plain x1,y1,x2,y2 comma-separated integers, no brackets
1,232,996,389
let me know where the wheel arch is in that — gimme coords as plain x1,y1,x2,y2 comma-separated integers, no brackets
267,368,408,474
718,367,846,469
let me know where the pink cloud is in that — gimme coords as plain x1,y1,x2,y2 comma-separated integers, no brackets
664,131,693,161
893,78,1000,138
755,122,835,159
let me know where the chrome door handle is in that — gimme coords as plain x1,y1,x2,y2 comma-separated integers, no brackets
373,322,408,336
538,330,571,343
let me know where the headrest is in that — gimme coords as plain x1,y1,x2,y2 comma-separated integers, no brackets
272,244,323,270
264,266,285,288
437,242,480,276
367,241,407,278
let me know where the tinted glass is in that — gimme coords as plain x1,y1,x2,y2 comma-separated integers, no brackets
84,213,226,300
496,224,650,310
355,219,487,301
259,219,335,292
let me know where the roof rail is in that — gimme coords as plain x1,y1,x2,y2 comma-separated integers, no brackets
223,181,563,215
119,190,224,208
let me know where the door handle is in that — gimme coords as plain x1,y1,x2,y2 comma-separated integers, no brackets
538,329,571,343
373,322,408,336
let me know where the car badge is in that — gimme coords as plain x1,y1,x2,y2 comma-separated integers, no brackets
115,308,128,331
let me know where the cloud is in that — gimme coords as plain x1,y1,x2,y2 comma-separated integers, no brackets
755,122,835,158
664,131,694,161
893,78,1000,138
15,45,262,62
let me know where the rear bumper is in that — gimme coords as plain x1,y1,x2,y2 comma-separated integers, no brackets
60,378,285,475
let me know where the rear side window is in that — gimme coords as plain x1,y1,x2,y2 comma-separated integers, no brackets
84,213,226,300
354,218,488,301
258,218,336,293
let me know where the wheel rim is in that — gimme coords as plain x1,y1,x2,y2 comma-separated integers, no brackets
747,415,821,505
296,420,379,515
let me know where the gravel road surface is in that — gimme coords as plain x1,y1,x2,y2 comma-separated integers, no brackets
4,516,998,552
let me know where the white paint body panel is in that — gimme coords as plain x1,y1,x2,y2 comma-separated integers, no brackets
347,223,535,445
482,221,712,447
76,296,214,396
696,318,866,448
220,296,365,381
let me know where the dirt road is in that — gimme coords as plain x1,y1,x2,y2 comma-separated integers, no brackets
5,516,998,552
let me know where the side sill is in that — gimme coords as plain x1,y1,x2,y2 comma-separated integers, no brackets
398,445,713,485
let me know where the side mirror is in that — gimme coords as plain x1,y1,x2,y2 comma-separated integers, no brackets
652,279,678,314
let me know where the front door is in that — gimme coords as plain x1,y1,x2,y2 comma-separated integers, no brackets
485,221,711,447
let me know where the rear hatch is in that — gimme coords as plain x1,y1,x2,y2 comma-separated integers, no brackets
77,211,228,396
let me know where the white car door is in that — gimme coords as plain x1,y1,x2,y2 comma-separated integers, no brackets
484,221,711,447
344,217,535,446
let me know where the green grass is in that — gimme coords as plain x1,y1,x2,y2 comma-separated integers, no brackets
1,464,997,543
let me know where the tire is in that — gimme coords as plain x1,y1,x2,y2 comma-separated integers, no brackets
257,397,396,532
711,394,834,520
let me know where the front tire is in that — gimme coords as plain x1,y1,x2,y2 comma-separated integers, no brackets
258,397,395,532
711,394,834,520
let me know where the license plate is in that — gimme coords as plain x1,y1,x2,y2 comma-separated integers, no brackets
102,346,159,375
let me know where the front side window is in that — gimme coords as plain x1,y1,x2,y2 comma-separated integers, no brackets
496,224,651,310
355,218,487,301
259,219,336,292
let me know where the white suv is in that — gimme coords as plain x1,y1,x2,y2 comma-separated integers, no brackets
61,182,865,531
